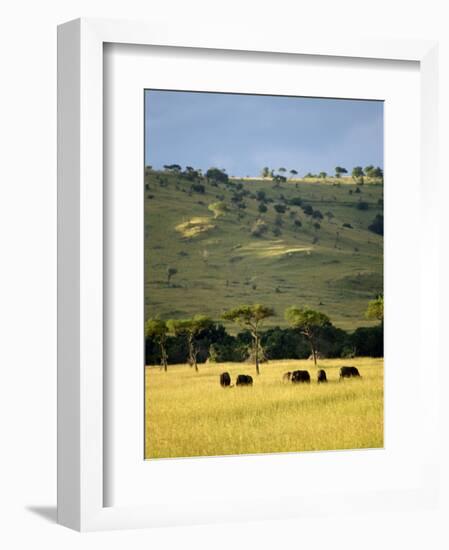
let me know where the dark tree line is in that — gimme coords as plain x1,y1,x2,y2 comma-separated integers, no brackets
145,319,383,366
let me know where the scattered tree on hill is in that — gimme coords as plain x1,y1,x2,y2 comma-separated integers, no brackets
231,191,245,205
368,214,384,235
335,166,348,178
294,219,302,231
352,166,365,184
191,182,205,194
206,167,229,184
290,169,298,178
251,218,269,237
167,315,214,371
222,304,275,374
302,204,314,216
145,319,169,371
166,266,178,286
274,203,287,214
273,174,287,188
256,190,266,202
285,306,331,365
312,209,323,220
258,202,268,213
289,197,303,207
278,167,287,175
261,167,270,178
183,166,201,181
365,295,384,323
319,171,327,179
163,164,182,172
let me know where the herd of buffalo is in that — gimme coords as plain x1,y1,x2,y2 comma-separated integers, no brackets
219,366,361,388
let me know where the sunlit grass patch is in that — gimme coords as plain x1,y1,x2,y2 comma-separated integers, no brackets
145,357,383,459
175,217,215,238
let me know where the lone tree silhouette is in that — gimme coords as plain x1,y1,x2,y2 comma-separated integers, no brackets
166,266,178,286
222,304,275,375
335,166,348,178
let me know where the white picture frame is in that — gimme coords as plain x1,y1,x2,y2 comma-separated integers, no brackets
57,17,440,531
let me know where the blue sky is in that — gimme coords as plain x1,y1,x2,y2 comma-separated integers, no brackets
145,90,383,177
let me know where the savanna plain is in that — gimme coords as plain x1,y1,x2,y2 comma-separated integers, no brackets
144,169,383,458
146,357,383,458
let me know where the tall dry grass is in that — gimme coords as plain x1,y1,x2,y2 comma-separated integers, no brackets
145,357,383,459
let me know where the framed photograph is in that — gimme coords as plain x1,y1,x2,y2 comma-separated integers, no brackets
58,18,440,531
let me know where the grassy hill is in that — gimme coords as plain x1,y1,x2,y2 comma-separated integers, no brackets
144,171,383,332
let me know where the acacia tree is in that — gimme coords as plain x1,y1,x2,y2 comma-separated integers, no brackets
206,167,229,184
289,169,298,179
261,166,270,178
272,174,286,188
222,304,275,375
365,295,384,323
168,315,213,371
364,165,375,179
167,266,178,286
335,166,348,178
145,319,169,371
285,306,331,365
351,166,365,185
371,166,384,183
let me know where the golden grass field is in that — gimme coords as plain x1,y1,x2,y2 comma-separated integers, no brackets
145,357,383,459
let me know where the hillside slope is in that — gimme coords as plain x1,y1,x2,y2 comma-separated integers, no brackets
144,172,383,332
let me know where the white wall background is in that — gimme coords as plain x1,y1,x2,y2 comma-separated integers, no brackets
0,1,448,548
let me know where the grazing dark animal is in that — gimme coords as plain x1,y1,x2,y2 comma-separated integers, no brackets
283,371,292,382
220,372,231,387
291,370,311,383
317,369,327,383
339,366,361,380
236,374,253,386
